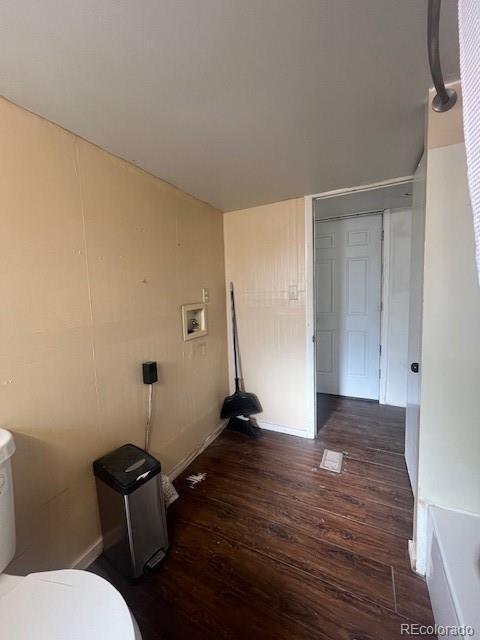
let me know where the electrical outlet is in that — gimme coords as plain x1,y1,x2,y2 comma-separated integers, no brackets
288,284,298,300
202,287,210,303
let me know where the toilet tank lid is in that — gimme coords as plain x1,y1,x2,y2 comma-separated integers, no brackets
0,429,15,464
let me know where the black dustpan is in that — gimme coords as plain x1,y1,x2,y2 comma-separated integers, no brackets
220,283,262,432
220,384,262,419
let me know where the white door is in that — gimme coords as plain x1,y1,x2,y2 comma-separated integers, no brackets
405,155,426,495
315,214,382,400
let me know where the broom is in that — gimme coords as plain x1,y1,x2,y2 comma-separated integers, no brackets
220,283,262,437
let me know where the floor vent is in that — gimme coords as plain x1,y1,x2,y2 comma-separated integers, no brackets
319,449,344,473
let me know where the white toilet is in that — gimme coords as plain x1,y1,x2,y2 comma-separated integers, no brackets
0,428,142,639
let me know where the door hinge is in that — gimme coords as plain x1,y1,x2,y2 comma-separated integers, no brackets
379,368,381,379
379,344,382,355
381,229,385,241
312,335,316,343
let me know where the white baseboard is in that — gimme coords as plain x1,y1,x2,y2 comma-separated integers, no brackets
72,536,103,570
414,500,429,576
408,539,416,571
257,421,312,439
166,420,228,480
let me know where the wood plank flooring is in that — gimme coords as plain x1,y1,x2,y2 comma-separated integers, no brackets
90,395,434,639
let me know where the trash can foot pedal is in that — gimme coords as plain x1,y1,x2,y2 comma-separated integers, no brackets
145,549,166,571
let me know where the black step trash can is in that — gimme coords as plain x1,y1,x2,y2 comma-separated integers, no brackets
93,444,169,579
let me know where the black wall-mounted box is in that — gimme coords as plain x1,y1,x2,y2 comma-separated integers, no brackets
142,361,158,385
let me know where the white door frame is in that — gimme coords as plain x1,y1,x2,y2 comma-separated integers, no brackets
379,209,391,406
304,176,413,437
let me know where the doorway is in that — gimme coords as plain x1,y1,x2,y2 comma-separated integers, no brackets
315,213,382,400
306,179,414,437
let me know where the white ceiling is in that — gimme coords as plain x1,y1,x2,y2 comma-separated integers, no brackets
0,1,459,211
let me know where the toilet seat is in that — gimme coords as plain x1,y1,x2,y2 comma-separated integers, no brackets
0,568,137,639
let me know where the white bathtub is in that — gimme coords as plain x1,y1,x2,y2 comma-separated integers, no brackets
427,505,480,632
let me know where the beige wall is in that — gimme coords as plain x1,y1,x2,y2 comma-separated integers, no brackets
418,83,480,515
223,199,307,434
0,98,228,574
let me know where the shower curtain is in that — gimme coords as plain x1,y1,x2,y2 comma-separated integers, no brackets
458,0,480,284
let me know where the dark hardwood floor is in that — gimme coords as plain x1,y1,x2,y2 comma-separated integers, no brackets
90,395,434,639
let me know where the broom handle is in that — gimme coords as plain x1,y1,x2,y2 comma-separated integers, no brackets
230,282,241,392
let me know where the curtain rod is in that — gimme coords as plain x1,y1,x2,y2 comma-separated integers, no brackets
428,0,457,112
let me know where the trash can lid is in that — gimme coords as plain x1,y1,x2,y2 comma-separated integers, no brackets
93,444,161,495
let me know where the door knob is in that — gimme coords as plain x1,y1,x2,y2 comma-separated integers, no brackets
410,362,419,373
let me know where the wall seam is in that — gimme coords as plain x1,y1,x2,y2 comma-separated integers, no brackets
73,138,102,436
